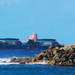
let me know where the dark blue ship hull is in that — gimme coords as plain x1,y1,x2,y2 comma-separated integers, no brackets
0,45,49,50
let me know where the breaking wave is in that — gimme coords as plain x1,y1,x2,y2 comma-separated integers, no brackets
0,58,47,65
0,58,19,65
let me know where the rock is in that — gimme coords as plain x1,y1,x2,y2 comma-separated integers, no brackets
38,60,44,63
55,53,58,56
44,53,50,60
47,50,52,55
53,55,58,59
71,44,75,49
59,62,62,65
56,48,60,53
62,62,75,66
11,57,33,64
43,57,48,60
55,56,59,60
33,58,36,62
69,59,72,63
60,49,65,54
47,61,50,64
62,54,66,58
69,50,73,55
73,52,75,56
55,47,59,50
41,50,46,53
14,58,22,62
62,54,69,61
52,48,56,55
69,55,74,60
73,59,75,63
55,63,59,66
11,44,75,66
57,58,66,62
68,63,75,66
48,46,52,50
24,58,32,62
11,58,16,62
66,54,70,58
64,50,69,54
20,61,26,64
49,60,55,65
57,45,64,48
62,61,69,66
38,54,44,60
58,53,62,58
35,54,39,61
60,45,72,51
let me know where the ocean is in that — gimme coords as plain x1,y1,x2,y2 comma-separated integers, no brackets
0,49,75,75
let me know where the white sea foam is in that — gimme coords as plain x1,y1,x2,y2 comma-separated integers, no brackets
0,58,47,65
13,56,18,58
0,62,19,65
0,58,11,62
0,58,19,65
27,61,47,65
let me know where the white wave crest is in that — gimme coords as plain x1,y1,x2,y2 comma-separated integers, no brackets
0,62,19,65
28,61,47,65
0,58,11,63
0,58,19,65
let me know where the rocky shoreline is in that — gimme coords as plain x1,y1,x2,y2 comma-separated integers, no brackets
11,44,75,66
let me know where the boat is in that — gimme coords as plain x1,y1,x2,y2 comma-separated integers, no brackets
0,34,59,49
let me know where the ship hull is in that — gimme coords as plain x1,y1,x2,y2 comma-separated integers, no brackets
0,45,49,49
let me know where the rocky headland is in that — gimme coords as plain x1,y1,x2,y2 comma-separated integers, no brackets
11,44,75,66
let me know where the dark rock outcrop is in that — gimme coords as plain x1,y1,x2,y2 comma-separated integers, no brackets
11,58,33,64
11,44,75,66
33,45,75,66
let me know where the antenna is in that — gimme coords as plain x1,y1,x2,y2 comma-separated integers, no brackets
33,32,34,35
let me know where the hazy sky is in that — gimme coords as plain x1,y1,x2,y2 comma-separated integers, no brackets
0,0,75,45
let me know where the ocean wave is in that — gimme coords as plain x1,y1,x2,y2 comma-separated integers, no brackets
0,62,19,65
27,61,47,65
0,58,47,65
0,58,11,63
0,58,19,65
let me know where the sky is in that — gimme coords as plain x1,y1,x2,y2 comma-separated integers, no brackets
0,0,75,45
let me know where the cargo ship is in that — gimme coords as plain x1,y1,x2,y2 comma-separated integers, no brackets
0,34,59,49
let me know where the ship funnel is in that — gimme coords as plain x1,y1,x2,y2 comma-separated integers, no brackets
34,34,37,39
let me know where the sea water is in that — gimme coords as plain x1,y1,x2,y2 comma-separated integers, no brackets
0,49,75,75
